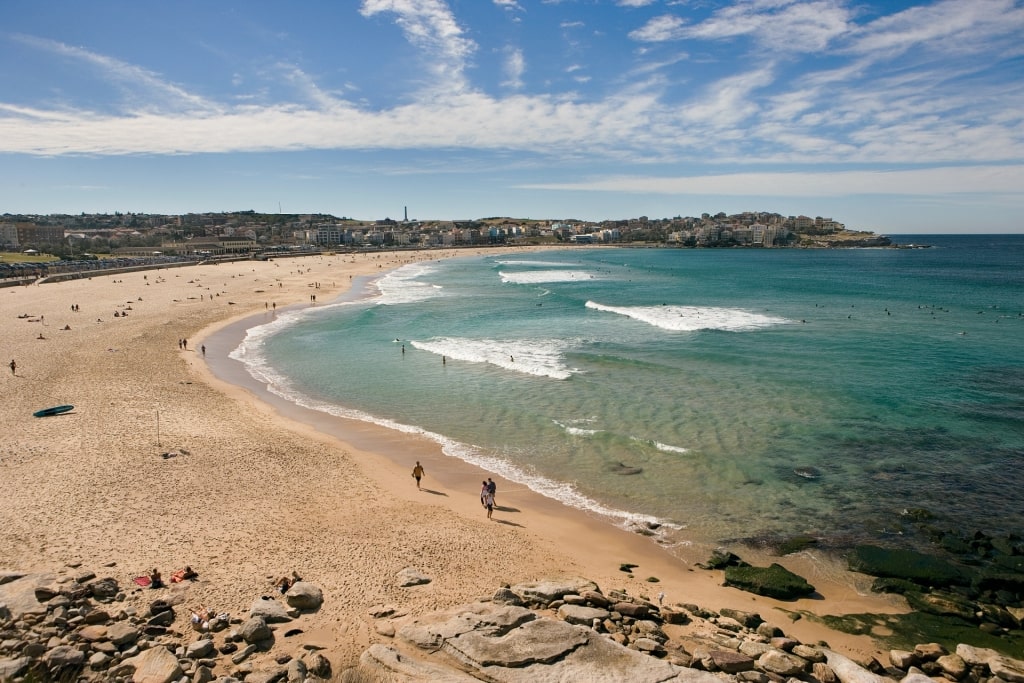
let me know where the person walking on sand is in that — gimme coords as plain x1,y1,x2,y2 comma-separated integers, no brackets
412,461,425,489
483,488,495,519
480,480,489,507
9,359,15,375
486,477,497,505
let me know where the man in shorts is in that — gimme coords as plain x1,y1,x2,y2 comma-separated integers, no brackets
412,461,425,490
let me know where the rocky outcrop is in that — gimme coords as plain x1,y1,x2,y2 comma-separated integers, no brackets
347,577,1024,683
0,566,332,682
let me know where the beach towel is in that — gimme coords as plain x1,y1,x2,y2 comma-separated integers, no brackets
133,575,151,587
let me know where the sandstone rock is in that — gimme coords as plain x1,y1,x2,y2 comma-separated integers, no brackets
0,656,31,680
249,596,292,623
720,608,764,629
43,644,86,671
284,581,323,610
582,590,610,608
117,644,183,683
890,650,917,669
397,567,432,587
613,601,650,619
913,643,947,661
758,649,808,676
78,623,108,641
990,654,1024,683
510,577,598,604
493,587,525,606
231,643,258,664
813,661,838,683
187,638,215,658
240,616,273,644
286,657,307,682
739,640,772,658
399,604,536,651
793,644,826,663
935,653,966,678
368,603,399,618
824,649,890,683
557,604,610,626
707,648,755,673
87,577,120,602
108,621,141,646
307,652,332,678
375,620,396,637
343,644,479,681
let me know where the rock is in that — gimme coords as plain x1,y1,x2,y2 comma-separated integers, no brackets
78,623,108,641
240,616,273,644
284,581,323,610
707,649,756,673
88,577,120,601
557,604,610,626
249,596,292,623
286,657,308,682
612,601,650,619
813,661,838,683
108,621,142,646
375,621,396,637
935,653,966,678
0,656,31,680
187,638,216,659
42,644,86,671
720,608,764,629
397,568,432,587
724,563,816,600
307,652,332,678
368,603,399,618
792,644,826,663
148,608,175,627
757,649,808,676
661,607,688,625
510,577,599,604
847,545,966,587
344,644,479,681
117,644,183,683
231,644,258,664
889,650,917,669
990,654,1024,683
824,649,890,683
912,642,947,661
493,587,525,606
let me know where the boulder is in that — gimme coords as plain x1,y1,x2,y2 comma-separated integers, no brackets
757,649,807,676
847,545,966,587
250,595,293,623
116,645,183,683
510,577,599,604
557,604,610,626
0,656,31,680
724,563,816,600
284,581,323,610
397,568,432,587
240,616,274,644
707,649,755,673
824,649,890,683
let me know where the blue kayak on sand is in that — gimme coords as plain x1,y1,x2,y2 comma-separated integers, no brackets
33,405,74,417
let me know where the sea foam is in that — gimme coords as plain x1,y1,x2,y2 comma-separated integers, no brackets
411,336,576,380
233,324,676,536
586,301,789,332
500,270,597,285
377,262,443,305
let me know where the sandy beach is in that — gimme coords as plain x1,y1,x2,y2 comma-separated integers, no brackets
0,247,907,673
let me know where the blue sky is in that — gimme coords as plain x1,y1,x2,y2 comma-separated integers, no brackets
1,0,1022,233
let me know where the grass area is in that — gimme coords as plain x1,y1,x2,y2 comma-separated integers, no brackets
0,252,57,264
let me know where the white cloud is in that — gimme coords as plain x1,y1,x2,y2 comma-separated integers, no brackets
359,0,476,94
518,166,1024,197
502,48,526,90
630,1,850,52
618,0,658,6
629,15,687,42
493,0,522,9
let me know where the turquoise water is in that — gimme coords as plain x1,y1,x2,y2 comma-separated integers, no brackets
232,236,1024,552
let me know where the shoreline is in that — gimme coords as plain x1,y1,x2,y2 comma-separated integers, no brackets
1,247,905,671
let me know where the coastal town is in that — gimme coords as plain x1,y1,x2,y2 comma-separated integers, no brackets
1,209,891,262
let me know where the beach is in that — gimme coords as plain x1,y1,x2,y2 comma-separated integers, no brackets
0,247,907,672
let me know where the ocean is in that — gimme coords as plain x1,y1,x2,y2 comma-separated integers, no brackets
231,235,1024,557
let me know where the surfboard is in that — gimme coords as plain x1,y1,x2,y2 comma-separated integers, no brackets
33,405,74,418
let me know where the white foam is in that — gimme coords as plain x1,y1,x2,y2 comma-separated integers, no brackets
410,337,577,380
652,441,689,454
553,419,603,437
493,259,581,267
585,301,790,332
232,329,678,535
376,262,443,305
500,270,597,284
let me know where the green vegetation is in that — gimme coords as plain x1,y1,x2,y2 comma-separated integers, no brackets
1,251,56,264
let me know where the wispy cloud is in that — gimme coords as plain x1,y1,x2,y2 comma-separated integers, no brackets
502,48,526,90
519,166,1024,197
